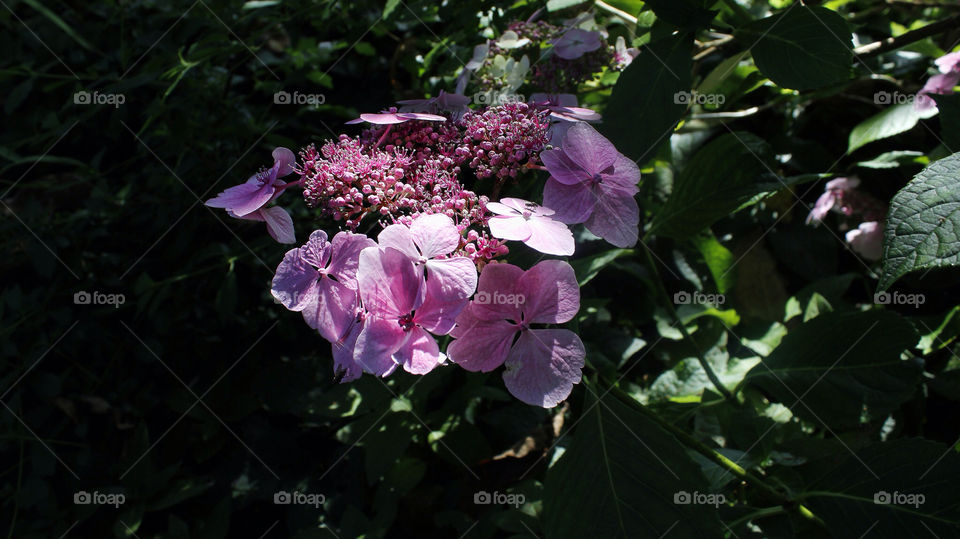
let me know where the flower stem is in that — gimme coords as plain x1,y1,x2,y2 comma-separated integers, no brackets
374,125,393,149
640,244,734,401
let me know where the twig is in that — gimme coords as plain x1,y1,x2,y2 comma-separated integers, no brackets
595,0,638,25
853,14,960,57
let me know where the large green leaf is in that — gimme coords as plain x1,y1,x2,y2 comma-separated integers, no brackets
650,132,781,239
543,390,722,538
878,151,960,291
736,6,852,91
744,310,921,429
800,438,960,537
601,34,692,163
849,103,938,152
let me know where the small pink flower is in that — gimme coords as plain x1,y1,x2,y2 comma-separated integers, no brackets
541,122,640,247
614,35,639,69
487,198,574,256
935,51,960,74
551,28,603,60
206,147,296,217
846,221,883,261
447,260,584,408
806,177,860,224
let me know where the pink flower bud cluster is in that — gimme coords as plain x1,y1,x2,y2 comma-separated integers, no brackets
458,102,550,180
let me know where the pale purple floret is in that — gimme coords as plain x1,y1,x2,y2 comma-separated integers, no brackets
376,213,478,334
551,28,603,60
916,52,960,110
397,90,471,121
206,147,296,217
447,260,585,408
845,221,883,261
271,230,376,343
541,122,640,248
806,177,860,225
487,198,575,256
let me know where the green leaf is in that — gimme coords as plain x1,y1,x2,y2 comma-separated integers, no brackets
570,249,633,286
737,6,852,91
879,151,960,291
744,310,921,429
641,0,717,28
650,132,775,239
21,0,100,53
918,306,960,355
800,439,960,536
241,0,280,8
932,94,960,152
382,0,401,18
546,0,589,11
692,232,736,293
856,150,926,169
542,390,722,537
849,103,937,153
601,34,692,163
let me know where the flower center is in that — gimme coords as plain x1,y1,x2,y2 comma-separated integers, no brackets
398,313,415,331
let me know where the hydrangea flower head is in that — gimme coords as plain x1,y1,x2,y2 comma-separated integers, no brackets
447,260,585,408
487,198,574,256
541,122,640,247
206,147,296,217
271,230,376,342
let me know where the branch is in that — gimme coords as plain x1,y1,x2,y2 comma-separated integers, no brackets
853,14,960,57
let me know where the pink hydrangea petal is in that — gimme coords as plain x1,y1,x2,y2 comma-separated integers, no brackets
561,122,619,176
935,51,960,74
397,112,447,122
302,278,360,343
272,147,297,177
806,191,837,225
846,221,883,261
541,149,592,186
271,247,320,310
260,206,296,244
415,257,478,334
584,190,639,248
522,217,575,256
601,155,641,194
486,202,520,216
358,247,423,317
352,113,408,124
395,326,442,375
542,177,594,224
205,180,274,217
517,260,580,324
409,213,460,259
447,306,518,372
471,262,524,321
353,317,405,376
488,216,532,242
332,318,364,382
502,329,585,408
497,198,530,213
377,224,420,259
300,230,332,269
327,231,377,286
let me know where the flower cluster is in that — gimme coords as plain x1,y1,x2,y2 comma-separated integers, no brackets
806,177,887,261
204,11,643,408
916,51,960,111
